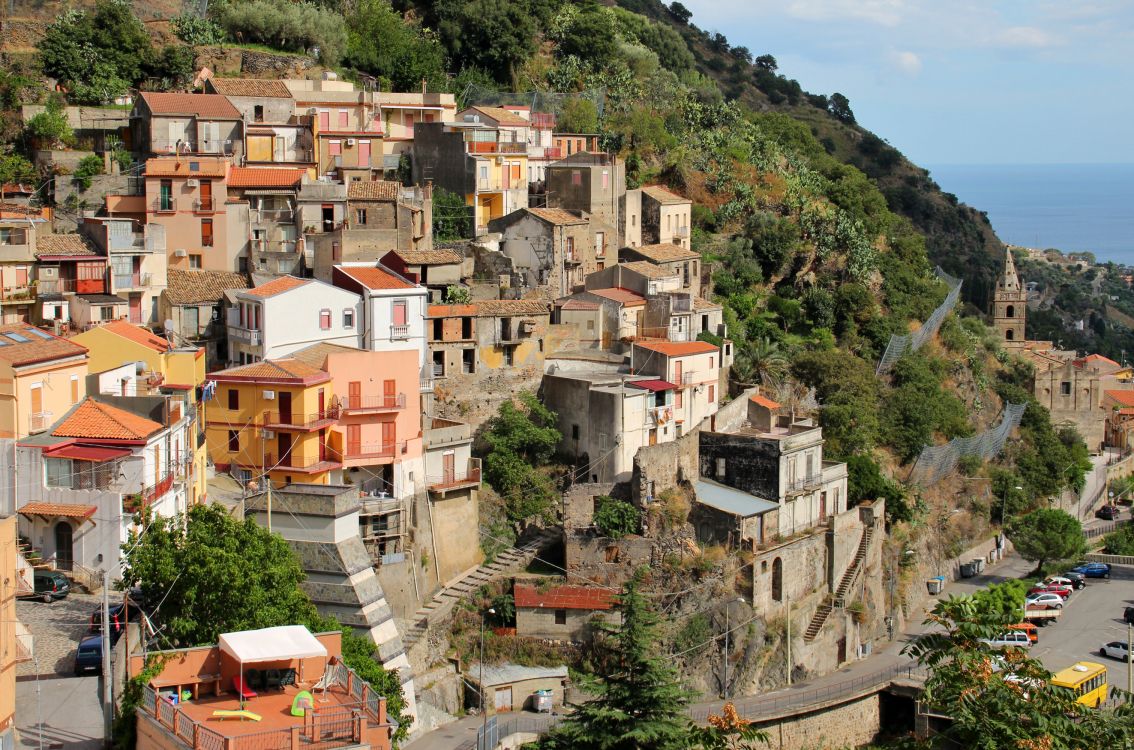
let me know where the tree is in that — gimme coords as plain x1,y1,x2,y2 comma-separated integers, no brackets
170,14,227,46
538,574,694,750
39,0,151,101
1006,508,1085,572
1103,523,1134,555
556,98,599,135
426,0,539,84
668,2,692,24
482,393,562,524
828,92,855,124
72,154,104,191
753,54,777,72
432,187,472,240
593,496,639,538
0,154,35,187
731,337,788,388
344,0,448,92
25,97,74,148
555,8,620,67
215,0,347,65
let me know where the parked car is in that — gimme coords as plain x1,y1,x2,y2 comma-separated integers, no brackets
1008,623,1039,644
89,601,144,636
1101,641,1131,660
980,631,1033,649
1058,571,1087,589
1028,582,1073,600
1071,562,1111,579
74,635,107,675
1025,593,1065,609
18,571,70,603
1097,505,1121,520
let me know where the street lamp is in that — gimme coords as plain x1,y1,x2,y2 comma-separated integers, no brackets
480,607,496,740
722,597,745,699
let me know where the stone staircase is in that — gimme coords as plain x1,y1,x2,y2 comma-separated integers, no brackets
804,525,874,642
402,527,560,648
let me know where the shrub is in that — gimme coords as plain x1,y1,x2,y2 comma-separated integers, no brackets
26,97,74,147
215,0,346,65
73,154,104,190
593,496,639,538
170,14,227,46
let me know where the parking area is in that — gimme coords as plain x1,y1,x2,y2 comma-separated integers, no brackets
15,675,104,750
15,590,102,677
1028,573,1134,679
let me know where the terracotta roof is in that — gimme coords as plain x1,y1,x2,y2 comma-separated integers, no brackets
287,342,359,370
99,321,171,353
0,203,48,219
207,358,330,384
35,234,99,259
525,207,586,226
1074,353,1122,370
692,296,721,311
166,269,250,305
513,583,615,611
347,180,401,201
335,266,416,291
1106,390,1134,407
474,299,551,317
139,92,241,119
18,502,97,520
641,185,690,205
750,394,781,410
620,261,677,280
464,106,529,126
631,243,700,263
206,78,293,98
53,398,163,441
634,340,718,357
243,275,312,298
557,298,601,311
428,304,478,318
391,249,462,265
227,167,305,188
0,324,85,367
628,379,677,392
587,288,646,306
1119,408,1134,417
144,157,228,178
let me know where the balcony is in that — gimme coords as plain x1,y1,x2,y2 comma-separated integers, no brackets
124,474,175,513
466,140,527,155
192,197,216,213
29,411,53,434
251,208,296,225
152,198,177,214
783,474,824,495
564,254,582,266
0,285,34,303
419,366,434,392
113,272,152,290
265,452,342,473
252,238,300,254
542,146,563,159
428,458,482,496
262,408,340,431
679,372,694,385
389,324,410,340
340,393,406,414
645,405,673,428
228,325,262,346
339,440,406,464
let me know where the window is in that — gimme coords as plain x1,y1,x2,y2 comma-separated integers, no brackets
355,209,367,225
710,356,714,368
479,165,488,181
554,609,567,625
343,309,354,328
708,384,715,403
253,105,264,122
571,170,582,186
328,140,342,156
504,347,514,366
159,179,174,211
587,319,595,330
771,557,783,602
338,110,349,128
1060,381,1071,396
392,300,407,326
0,228,27,245
189,254,202,269
716,457,725,478
228,430,239,452
228,389,239,409
1006,304,1015,318
572,425,579,440
201,219,213,247
675,390,683,409
99,306,115,321
565,237,575,259
319,309,332,330
318,111,330,130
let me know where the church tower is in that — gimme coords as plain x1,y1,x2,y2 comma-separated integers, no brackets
993,249,1027,346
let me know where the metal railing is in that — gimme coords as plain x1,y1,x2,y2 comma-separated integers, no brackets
113,272,151,290
466,141,527,155
675,225,690,238
37,278,77,294
251,209,296,224
427,461,482,492
337,441,405,461
0,285,34,302
228,326,262,346
252,239,299,254
340,393,406,412
680,372,694,385
262,408,340,429
784,474,824,494
152,198,177,213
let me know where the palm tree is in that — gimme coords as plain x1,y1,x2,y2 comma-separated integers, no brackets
731,337,789,388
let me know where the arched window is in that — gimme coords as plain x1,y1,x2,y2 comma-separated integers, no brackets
1006,329,1014,341
1006,304,1015,318
771,557,783,602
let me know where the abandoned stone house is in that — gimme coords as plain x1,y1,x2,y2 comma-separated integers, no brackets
380,248,465,301
554,287,646,347
426,298,551,381
1030,351,1133,451
489,207,595,298
513,582,618,641
545,151,625,253
619,243,702,292
691,478,779,548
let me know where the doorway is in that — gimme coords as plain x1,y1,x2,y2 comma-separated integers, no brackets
278,391,292,424
54,521,74,571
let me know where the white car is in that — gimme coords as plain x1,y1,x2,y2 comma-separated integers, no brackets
1101,641,1131,660
1045,575,1083,591
1025,593,1064,609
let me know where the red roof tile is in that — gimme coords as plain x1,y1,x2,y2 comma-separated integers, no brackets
144,157,228,178
244,275,312,298
634,340,718,357
0,324,87,367
228,167,306,188
750,394,781,410
18,502,97,520
336,266,416,291
1106,390,1134,407
429,304,478,318
53,398,163,441
100,321,171,353
628,379,677,392
139,92,241,119
513,583,615,611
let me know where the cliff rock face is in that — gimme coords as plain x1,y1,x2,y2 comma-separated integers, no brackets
193,46,316,79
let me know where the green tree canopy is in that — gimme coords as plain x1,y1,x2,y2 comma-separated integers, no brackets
39,0,150,104
593,496,639,538
344,0,448,91
482,393,562,524
1006,508,1085,572
555,97,599,135
215,0,347,65
432,187,472,241
0,154,36,187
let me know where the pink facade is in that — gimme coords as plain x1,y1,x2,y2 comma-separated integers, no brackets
142,157,240,272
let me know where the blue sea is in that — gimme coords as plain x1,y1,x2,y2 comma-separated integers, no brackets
926,164,1134,265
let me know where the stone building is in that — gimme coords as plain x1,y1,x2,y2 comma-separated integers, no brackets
691,478,778,548
545,151,624,255
1032,353,1134,451
627,185,692,248
380,248,465,300
489,208,594,298
514,583,618,641
159,269,250,368
992,249,1028,346
619,243,701,291
426,298,551,381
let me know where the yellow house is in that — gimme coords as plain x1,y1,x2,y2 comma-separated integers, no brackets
0,323,89,439
469,151,529,231
206,358,340,488
72,320,209,504
1,515,31,741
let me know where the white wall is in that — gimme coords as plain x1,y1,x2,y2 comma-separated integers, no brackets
260,281,364,359
363,286,430,369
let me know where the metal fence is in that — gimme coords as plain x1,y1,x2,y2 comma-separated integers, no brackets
459,84,607,119
877,267,963,374
908,402,1027,486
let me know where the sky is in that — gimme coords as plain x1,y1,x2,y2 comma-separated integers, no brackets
679,1,1134,166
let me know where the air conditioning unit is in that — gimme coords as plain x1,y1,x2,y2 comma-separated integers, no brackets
173,249,188,258
346,138,356,147
309,108,319,116
262,429,275,439
262,389,276,400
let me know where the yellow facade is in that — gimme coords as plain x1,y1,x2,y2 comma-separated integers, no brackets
206,373,338,488
1,516,29,737
0,355,89,439
468,154,527,229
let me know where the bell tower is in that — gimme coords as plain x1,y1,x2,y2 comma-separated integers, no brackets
993,249,1027,346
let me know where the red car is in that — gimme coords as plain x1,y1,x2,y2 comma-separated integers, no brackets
1028,582,1072,600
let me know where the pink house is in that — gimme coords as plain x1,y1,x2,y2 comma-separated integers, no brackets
142,157,244,273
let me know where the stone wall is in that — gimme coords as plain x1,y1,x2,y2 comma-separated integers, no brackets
565,535,654,587
562,482,620,531
630,428,700,505
714,387,758,433
194,46,316,78
751,693,882,750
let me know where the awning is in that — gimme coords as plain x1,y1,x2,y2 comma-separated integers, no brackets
18,502,97,520
45,445,131,462
695,479,778,518
628,379,678,392
219,625,327,664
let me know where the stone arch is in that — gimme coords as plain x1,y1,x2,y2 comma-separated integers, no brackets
1006,304,1015,319
771,556,783,602
1006,329,1014,341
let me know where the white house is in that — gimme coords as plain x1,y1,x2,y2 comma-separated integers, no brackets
226,275,362,365
331,264,430,369
629,340,722,435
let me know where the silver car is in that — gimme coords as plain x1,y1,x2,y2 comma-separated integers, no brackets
1101,641,1131,660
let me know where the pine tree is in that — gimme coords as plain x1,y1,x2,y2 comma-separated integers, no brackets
540,574,693,750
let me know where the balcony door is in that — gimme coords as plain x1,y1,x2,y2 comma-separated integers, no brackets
443,451,455,484
278,433,292,467
278,391,292,424
382,422,396,453
347,424,361,457
199,180,212,211
383,379,395,408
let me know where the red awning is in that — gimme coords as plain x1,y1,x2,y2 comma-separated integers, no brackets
44,445,131,462
628,379,677,392
19,502,97,520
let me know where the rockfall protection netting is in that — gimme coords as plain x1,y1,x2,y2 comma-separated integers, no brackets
876,267,963,374
458,84,607,119
907,402,1028,485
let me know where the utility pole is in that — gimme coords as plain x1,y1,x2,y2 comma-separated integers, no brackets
723,604,729,700
1128,620,1132,696
479,607,495,749
102,570,112,747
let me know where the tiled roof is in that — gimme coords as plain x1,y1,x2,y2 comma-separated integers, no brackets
641,185,690,205
139,92,241,119
35,234,99,258
166,269,250,305
474,299,551,317
100,321,170,353
1106,390,1134,407
347,180,401,201
0,324,86,367
391,249,463,265
513,583,615,611
692,296,721,311
631,243,700,263
525,207,586,226
465,106,529,126
557,298,601,311
587,288,646,306
53,398,162,441
634,340,718,357
287,342,359,370
243,275,312,298
619,261,676,279
428,304,478,318
18,502,97,520
750,394,781,410
1074,353,1122,371
144,157,228,178
208,358,329,384
336,266,416,291
206,78,293,98
227,167,305,188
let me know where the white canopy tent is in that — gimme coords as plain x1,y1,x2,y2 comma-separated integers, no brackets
219,625,328,704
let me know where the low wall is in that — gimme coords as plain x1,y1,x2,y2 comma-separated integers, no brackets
752,692,882,750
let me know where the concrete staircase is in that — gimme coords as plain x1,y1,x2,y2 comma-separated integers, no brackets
804,525,874,642
402,527,560,648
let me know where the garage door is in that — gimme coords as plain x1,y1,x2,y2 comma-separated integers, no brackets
494,686,512,713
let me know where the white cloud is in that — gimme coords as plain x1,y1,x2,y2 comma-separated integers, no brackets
889,49,923,75
996,26,1061,48
783,0,908,27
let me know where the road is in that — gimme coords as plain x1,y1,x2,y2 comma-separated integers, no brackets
15,675,105,750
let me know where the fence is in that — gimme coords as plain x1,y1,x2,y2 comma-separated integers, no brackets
907,402,1027,486
459,84,607,119
877,267,963,374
